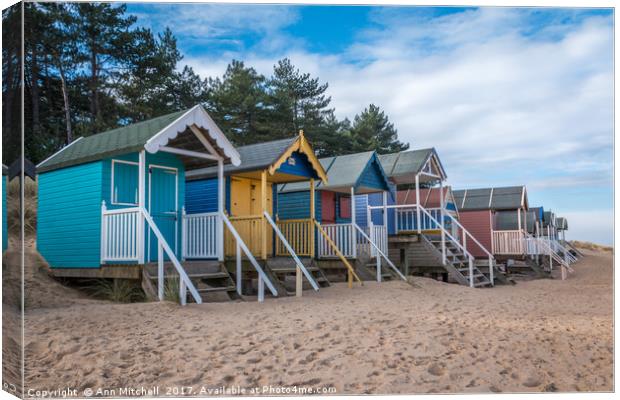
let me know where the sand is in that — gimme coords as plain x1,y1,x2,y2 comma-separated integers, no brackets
10,246,614,395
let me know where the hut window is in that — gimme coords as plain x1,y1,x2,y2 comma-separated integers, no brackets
111,160,139,206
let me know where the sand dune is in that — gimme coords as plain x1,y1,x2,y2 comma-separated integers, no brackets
14,248,613,394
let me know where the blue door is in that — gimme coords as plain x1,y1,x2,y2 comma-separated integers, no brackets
148,166,178,261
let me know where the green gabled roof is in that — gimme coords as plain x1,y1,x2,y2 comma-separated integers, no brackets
278,151,390,194
379,148,444,177
453,185,526,211
186,137,298,180
37,109,188,173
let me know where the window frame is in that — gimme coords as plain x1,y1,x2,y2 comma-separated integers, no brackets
111,159,140,206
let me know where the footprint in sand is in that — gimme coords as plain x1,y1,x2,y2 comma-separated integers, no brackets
427,363,445,376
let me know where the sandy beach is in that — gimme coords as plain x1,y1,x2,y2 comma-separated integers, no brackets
12,247,613,395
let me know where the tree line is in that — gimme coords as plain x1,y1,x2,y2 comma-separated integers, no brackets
3,3,409,164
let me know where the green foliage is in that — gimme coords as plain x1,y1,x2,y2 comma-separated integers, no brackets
207,60,271,146
88,279,145,303
163,274,181,304
6,4,410,166
349,104,410,154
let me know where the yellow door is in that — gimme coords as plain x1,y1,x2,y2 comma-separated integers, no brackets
230,177,252,216
226,177,273,258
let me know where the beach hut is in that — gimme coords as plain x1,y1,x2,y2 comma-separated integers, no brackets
452,186,529,258
2,164,7,252
184,132,332,296
356,149,497,288
34,105,269,304
358,148,447,235
556,217,568,241
276,151,404,282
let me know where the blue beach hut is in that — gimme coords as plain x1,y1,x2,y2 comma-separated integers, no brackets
278,151,393,261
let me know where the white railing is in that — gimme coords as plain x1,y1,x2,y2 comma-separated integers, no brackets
369,224,388,257
182,210,219,259
353,223,407,282
525,235,540,256
444,213,495,285
141,207,202,305
220,212,278,302
369,203,487,287
318,223,356,258
417,206,478,287
492,230,525,255
101,202,140,262
396,206,442,233
264,212,319,294
524,232,574,279
550,239,578,264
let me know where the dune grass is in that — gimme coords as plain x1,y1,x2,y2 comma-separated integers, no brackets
570,240,613,252
7,178,38,237
87,279,145,303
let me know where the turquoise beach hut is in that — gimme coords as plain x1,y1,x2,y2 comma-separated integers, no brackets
36,105,242,304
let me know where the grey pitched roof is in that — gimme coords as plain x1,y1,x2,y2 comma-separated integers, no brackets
278,151,389,194
453,186,526,211
37,109,188,173
186,137,297,180
2,164,7,175
543,211,555,227
378,148,446,181
556,217,568,230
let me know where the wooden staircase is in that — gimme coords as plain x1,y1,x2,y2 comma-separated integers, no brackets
419,234,493,287
354,251,398,282
264,257,330,296
142,261,240,303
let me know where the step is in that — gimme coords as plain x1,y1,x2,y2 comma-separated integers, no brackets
269,265,320,273
149,271,230,280
198,285,237,293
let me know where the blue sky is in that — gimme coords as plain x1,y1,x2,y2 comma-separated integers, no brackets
126,4,614,244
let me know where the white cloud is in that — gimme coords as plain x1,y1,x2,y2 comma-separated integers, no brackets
182,7,613,242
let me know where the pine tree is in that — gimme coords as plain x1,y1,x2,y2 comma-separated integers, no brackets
268,58,332,141
207,60,271,145
349,104,409,154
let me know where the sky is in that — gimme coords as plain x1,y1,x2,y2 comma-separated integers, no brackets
126,4,614,245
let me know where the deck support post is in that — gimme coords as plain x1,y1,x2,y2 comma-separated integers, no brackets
258,275,265,302
310,178,315,259
382,190,388,231
138,150,146,264
547,225,552,269
439,180,446,265
518,207,523,254
100,201,107,264
350,186,356,286
217,158,225,262
261,170,268,261
236,242,242,296
415,174,421,234
350,187,356,226
158,243,164,301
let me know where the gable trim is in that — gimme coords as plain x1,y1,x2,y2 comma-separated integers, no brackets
268,133,328,183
